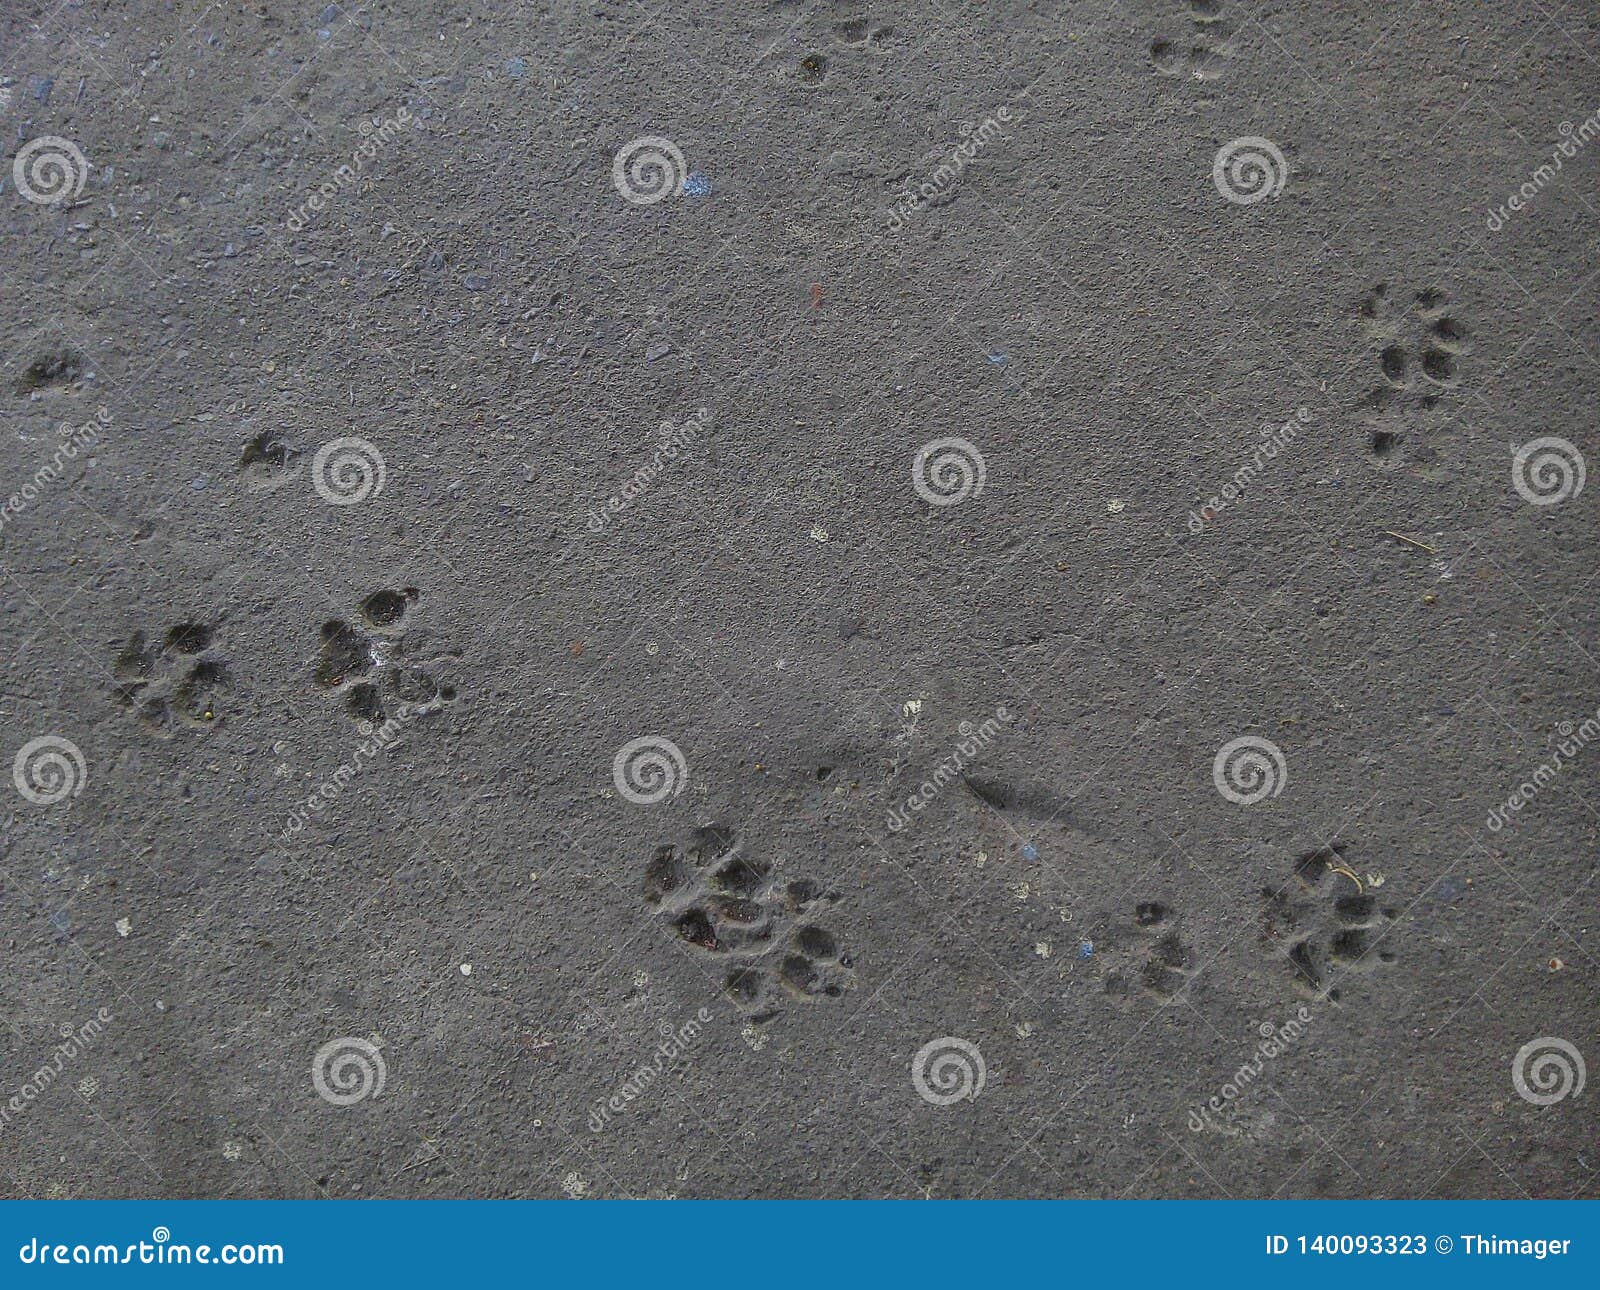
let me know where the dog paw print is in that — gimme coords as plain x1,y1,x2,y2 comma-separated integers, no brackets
239,430,302,490
312,588,456,723
643,823,853,1022
114,622,229,735
1260,846,1396,1001
1358,285,1472,463
1101,901,1199,1003
1151,0,1236,81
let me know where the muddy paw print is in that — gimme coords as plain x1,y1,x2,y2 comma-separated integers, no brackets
1359,285,1471,463
313,588,457,723
1260,846,1396,1001
643,823,854,1022
114,622,229,735
1102,901,1199,1003
1151,0,1236,81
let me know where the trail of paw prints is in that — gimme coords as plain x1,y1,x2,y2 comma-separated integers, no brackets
312,588,457,724
1260,846,1396,1001
643,823,854,1023
114,622,229,736
1151,0,1236,82
1358,284,1471,467
1100,901,1199,1004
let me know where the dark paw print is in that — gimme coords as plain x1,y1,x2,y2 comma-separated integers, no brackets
1359,285,1471,465
643,823,854,1022
1101,901,1199,1003
239,430,301,490
1151,0,1235,81
114,622,229,735
313,589,456,723
1260,846,1397,1001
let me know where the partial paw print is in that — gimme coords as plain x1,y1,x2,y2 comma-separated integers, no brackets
794,1,891,85
643,823,854,1022
239,430,301,491
114,622,230,736
1260,846,1396,1002
1101,901,1199,1004
312,588,457,724
1359,284,1471,427
1151,0,1236,82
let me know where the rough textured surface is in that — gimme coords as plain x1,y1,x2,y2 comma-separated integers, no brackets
1,0,1596,1199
